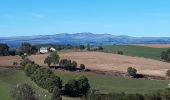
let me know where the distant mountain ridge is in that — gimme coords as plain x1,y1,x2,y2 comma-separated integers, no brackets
1,32,170,48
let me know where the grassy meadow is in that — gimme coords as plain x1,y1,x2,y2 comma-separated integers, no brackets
0,69,168,100
103,45,170,60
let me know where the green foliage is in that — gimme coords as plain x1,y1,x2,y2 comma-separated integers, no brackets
0,43,9,56
10,83,38,100
31,68,62,93
80,64,85,70
24,63,40,77
59,59,77,71
64,75,90,97
117,51,123,55
51,87,61,100
87,44,90,51
20,42,37,54
44,56,52,67
161,49,170,62
44,51,60,67
127,67,137,77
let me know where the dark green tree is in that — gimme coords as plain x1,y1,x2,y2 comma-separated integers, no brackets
0,43,9,56
127,67,137,77
80,64,85,70
44,56,52,67
24,63,40,77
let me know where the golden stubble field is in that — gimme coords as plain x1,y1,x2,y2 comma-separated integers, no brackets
0,51,170,76
27,51,170,77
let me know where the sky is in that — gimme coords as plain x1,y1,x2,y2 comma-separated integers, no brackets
0,0,170,37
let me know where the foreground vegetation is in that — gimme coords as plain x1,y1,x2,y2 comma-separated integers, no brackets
103,45,170,60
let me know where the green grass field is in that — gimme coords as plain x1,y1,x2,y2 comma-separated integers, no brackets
0,69,168,100
0,69,51,100
103,45,170,60
54,71,168,94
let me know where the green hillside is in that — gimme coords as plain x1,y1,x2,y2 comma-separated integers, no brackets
103,45,170,60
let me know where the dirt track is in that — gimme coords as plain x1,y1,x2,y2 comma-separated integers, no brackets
28,52,170,77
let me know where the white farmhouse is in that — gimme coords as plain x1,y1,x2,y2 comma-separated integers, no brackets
39,47,48,54
49,47,56,52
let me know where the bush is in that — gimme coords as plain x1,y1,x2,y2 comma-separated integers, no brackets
127,67,137,77
80,64,85,70
161,49,170,62
10,83,38,100
31,68,62,93
64,75,90,97
59,59,77,71
44,51,60,67
13,62,18,66
24,63,40,77
117,51,123,55
166,70,170,77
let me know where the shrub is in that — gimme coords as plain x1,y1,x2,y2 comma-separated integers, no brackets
117,51,123,55
161,49,170,62
24,63,40,77
166,70,170,77
80,64,85,70
51,87,62,100
10,83,37,100
59,59,77,71
127,67,137,77
31,68,62,93
13,62,18,66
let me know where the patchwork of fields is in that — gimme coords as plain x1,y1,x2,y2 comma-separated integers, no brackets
0,69,168,100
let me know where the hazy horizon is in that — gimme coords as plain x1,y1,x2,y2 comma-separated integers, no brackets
0,0,170,37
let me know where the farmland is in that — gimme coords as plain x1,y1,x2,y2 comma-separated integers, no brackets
28,51,170,76
0,68,168,100
103,45,169,60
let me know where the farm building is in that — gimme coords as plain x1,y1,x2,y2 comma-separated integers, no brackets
39,47,48,54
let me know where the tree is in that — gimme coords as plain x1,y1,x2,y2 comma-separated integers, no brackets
76,75,90,96
64,79,78,97
161,49,170,62
10,83,38,100
24,63,40,77
87,44,90,51
44,56,52,67
79,45,85,50
166,70,170,77
117,51,123,55
127,67,137,77
20,42,32,54
31,68,62,93
0,43,9,56
80,64,85,70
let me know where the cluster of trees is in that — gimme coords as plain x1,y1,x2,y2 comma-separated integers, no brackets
0,43,9,56
161,49,170,62
20,56,90,99
44,51,86,71
21,58,62,99
117,51,124,55
87,89,170,100
64,75,90,97
20,42,38,55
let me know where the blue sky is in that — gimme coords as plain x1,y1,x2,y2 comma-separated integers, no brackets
0,0,170,37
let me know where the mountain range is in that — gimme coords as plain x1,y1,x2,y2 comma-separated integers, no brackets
1,32,170,48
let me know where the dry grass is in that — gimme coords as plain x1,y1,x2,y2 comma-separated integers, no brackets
0,56,21,67
28,52,170,77
132,44,170,48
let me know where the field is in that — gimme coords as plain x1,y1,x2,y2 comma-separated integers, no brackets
103,45,169,60
0,68,51,100
0,69,168,100
28,51,170,76
132,44,170,48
